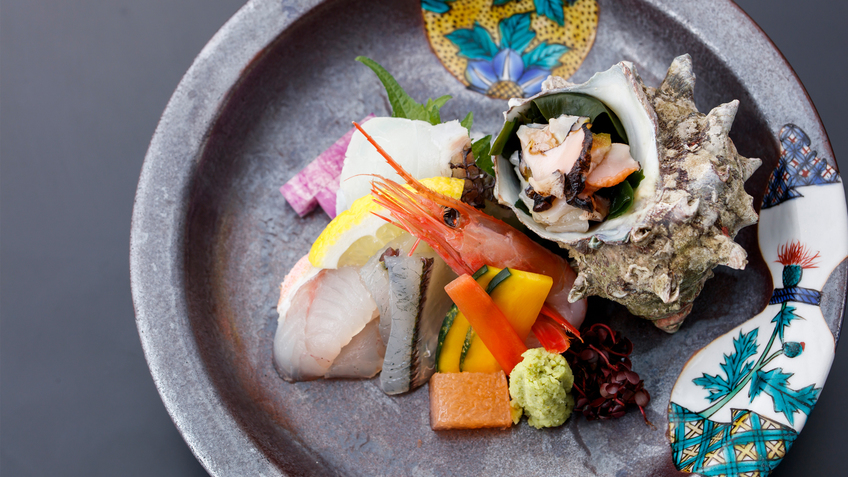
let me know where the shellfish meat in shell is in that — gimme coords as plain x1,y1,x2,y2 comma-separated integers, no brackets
492,55,761,332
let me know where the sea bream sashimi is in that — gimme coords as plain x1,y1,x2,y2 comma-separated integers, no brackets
273,256,384,381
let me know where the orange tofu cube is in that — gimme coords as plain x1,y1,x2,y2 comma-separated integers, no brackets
429,372,512,430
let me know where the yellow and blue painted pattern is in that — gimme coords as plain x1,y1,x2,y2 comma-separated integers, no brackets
422,0,598,98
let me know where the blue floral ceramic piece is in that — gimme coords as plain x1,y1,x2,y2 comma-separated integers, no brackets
668,125,846,476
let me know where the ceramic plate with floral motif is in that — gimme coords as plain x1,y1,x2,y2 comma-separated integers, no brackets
130,0,846,475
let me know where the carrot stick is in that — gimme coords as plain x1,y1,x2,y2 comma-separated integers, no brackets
444,274,528,374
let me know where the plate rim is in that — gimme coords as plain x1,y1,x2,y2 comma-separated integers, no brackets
129,0,844,475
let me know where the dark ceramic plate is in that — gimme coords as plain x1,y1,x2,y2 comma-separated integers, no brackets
130,0,843,475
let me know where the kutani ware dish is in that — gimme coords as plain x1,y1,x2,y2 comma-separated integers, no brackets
130,0,847,475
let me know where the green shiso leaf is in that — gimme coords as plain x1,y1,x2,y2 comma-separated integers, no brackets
514,198,531,215
627,169,645,188
357,56,454,126
607,170,644,219
472,135,493,176
532,93,628,143
490,119,518,157
492,93,628,157
607,180,633,220
460,111,473,132
356,56,428,122
356,56,476,129
426,95,452,124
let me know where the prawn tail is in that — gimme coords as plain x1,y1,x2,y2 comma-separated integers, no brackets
540,303,583,341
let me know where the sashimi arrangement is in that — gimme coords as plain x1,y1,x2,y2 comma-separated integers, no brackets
275,54,758,430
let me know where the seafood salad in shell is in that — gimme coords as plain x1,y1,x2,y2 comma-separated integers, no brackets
493,55,761,332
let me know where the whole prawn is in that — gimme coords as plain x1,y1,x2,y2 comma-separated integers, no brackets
353,122,587,328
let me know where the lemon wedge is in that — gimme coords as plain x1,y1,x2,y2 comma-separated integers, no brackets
309,177,464,269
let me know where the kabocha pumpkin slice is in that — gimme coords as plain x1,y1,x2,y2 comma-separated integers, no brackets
429,372,512,430
461,267,553,372
435,266,499,372
444,274,527,373
436,306,466,373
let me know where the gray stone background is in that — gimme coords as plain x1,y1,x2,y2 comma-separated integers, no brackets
1,0,845,475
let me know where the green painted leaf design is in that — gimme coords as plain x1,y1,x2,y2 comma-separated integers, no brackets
492,0,515,5
499,13,535,53
534,0,565,26
772,303,802,343
445,23,499,61
522,41,568,69
693,329,759,403
421,0,455,14
472,135,493,176
749,368,821,425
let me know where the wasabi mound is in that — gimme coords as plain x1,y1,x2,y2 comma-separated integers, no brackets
508,348,575,429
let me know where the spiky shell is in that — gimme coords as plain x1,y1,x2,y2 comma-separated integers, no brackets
494,55,761,332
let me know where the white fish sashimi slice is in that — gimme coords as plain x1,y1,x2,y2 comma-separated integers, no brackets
325,317,385,378
273,265,378,382
335,117,469,214
359,248,392,346
304,267,377,368
276,254,321,318
274,273,326,381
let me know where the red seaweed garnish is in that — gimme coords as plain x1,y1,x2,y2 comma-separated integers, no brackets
564,323,653,427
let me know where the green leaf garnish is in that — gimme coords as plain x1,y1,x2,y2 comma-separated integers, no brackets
514,198,531,215
356,56,452,126
490,119,518,157
426,95,451,124
607,170,644,219
532,93,628,143
356,56,476,129
472,135,493,176
460,111,473,132
491,93,628,158
627,169,645,188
